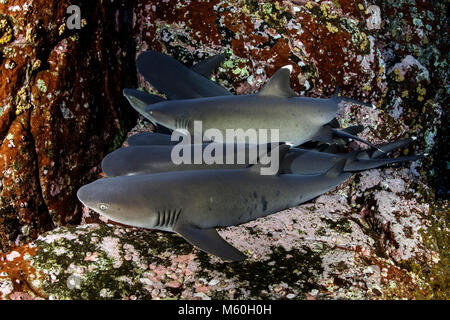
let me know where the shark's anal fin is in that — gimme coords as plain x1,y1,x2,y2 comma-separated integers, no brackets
191,53,227,78
174,224,247,262
258,66,296,98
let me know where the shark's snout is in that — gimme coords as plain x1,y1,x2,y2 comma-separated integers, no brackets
77,184,92,207
145,107,176,129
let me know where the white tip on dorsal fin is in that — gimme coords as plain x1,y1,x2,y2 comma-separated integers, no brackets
282,65,293,72
258,66,296,98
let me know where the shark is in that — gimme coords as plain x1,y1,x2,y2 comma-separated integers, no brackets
77,145,353,261
102,139,421,177
143,66,376,146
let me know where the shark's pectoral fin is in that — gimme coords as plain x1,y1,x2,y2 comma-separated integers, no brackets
331,128,385,153
174,224,247,262
341,125,365,136
191,53,227,78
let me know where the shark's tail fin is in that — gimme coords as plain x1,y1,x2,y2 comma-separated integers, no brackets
356,138,414,160
344,154,424,172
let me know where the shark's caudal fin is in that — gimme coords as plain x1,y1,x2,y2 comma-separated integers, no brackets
344,154,424,172
123,89,172,134
174,224,247,262
258,66,296,98
123,88,166,117
191,53,227,78
136,51,231,99
357,138,413,160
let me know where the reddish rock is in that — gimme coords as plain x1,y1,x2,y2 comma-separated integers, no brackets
0,1,137,252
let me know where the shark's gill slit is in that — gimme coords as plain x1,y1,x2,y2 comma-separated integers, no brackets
156,210,161,227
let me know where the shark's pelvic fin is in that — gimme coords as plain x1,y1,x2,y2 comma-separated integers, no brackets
328,118,341,128
174,224,247,262
311,126,334,144
191,53,227,78
258,66,296,98
341,125,365,136
331,128,385,153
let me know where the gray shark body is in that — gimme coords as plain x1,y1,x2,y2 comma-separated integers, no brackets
102,139,421,177
126,132,182,146
78,146,352,261
145,67,338,146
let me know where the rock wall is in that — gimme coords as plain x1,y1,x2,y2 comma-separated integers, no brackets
0,1,137,251
0,0,448,300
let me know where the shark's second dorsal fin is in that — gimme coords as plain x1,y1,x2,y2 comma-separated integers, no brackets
191,53,227,78
325,158,347,178
258,66,296,98
249,144,291,175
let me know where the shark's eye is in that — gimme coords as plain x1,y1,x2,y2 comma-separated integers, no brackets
99,204,108,211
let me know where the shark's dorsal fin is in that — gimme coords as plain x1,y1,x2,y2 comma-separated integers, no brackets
258,66,296,98
191,53,227,78
174,224,246,262
249,144,291,175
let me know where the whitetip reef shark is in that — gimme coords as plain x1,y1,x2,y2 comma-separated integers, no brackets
101,139,422,177
78,145,354,261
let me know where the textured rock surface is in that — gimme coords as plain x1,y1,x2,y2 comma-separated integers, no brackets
0,1,137,251
0,0,448,300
